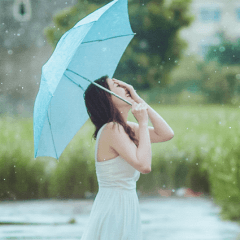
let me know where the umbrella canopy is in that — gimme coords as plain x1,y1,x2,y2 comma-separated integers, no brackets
34,0,135,160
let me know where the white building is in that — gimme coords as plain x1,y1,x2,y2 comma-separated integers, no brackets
180,0,240,56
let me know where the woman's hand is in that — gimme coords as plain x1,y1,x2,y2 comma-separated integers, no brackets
112,78,145,104
131,102,148,125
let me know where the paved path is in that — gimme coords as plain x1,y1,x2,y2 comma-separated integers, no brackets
0,196,240,240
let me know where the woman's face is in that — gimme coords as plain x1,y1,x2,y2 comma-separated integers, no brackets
106,77,133,107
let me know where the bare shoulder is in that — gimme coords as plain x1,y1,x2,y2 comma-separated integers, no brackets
105,122,124,133
103,122,125,140
105,121,136,145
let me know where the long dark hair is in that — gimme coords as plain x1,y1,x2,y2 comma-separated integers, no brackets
84,75,138,146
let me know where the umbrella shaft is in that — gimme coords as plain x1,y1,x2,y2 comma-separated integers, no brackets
90,81,132,106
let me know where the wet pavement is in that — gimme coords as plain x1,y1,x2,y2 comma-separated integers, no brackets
0,196,240,240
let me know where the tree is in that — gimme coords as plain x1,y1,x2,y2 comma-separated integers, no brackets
44,0,193,89
205,31,240,65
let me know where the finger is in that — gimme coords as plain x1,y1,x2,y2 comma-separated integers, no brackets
142,103,148,109
135,104,139,111
113,79,131,88
135,103,141,111
131,101,137,110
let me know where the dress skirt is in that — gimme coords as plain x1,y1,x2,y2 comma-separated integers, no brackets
80,187,142,240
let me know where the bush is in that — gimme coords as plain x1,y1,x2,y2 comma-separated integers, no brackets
166,55,240,105
1,104,240,223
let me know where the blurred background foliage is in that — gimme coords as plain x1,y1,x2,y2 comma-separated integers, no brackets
1,105,240,223
44,0,194,89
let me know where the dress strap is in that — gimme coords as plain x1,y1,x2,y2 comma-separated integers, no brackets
95,123,108,162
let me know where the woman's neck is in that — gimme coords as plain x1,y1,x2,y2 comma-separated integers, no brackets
118,106,130,123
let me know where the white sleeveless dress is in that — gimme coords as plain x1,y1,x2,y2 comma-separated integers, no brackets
80,123,143,240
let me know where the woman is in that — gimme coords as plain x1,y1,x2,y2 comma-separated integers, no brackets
81,75,174,239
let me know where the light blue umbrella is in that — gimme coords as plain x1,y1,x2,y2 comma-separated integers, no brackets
34,0,135,160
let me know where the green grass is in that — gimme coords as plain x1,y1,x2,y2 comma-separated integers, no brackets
0,104,240,222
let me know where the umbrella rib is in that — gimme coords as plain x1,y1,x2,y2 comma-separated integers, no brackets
81,33,135,44
63,73,85,91
65,69,132,106
47,112,58,159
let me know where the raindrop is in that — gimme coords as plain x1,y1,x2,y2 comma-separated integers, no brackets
186,158,188,161
142,3,144,6
188,96,190,98
3,178,5,180
8,50,13,55
14,165,16,167
219,121,221,124
187,128,188,129
170,161,172,164
229,127,231,129
65,2,68,4
219,46,225,52
214,49,217,52
233,55,235,58
158,101,160,103
163,185,165,188
196,163,198,165
169,58,170,60
1,83,2,85
104,159,106,161
19,69,22,72
17,33,20,36
172,189,175,192
2,23,5,25
40,178,42,181
22,87,23,89
158,81,160,83
79,182,82,184
236,74,240,80
5,30,8,33
33,56,35,58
